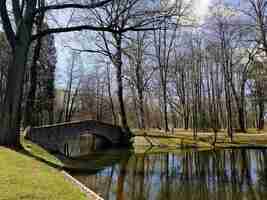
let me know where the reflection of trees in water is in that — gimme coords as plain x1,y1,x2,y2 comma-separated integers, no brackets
153,150,267,200
72,150,267,200
254,150,267,198
175,149,267,200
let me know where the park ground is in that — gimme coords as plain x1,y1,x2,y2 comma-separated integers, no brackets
0,137,98,200
133,128,267,149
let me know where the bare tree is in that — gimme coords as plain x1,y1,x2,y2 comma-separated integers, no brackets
152,0,189,132
61,51,82,122
124,32,156,129
0,0,118,146
105,62,117,125
69,0,182,140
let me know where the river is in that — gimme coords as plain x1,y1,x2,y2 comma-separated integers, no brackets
68,148,267,200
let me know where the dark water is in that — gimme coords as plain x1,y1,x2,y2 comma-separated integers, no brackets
70,149,267,200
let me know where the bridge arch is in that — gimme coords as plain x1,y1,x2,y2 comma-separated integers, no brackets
25,120,125,157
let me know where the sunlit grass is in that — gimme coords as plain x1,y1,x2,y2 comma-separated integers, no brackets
133,128,267,148
0,147,88,200
21,136,63,168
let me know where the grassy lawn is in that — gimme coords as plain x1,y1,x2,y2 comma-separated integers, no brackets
21,136,63,168
0,147,89,200
133,128,267,148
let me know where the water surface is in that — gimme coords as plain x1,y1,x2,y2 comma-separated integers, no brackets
70,149,267,200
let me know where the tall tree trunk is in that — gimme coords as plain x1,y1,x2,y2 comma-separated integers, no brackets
131,86,141,128
184,114,189,130
231,79,246,132
24,2,44,127
114,34,132,142
116,61,130,132
181,70,189,130
237,106,246,132
106,63,117,125
139,93,145,129
225,80,233,140
24,37,42,127
163,84,169,132
258,101,265,130
136,67,145,129
0,39,30,147
64,55,75,122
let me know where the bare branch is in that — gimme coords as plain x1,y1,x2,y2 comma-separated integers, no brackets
34,0,112,14
31,25,116,41
0,0,16,51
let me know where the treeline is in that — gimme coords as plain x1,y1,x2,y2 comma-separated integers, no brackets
64,0,267,138
0,30,56,127
0,0,180,146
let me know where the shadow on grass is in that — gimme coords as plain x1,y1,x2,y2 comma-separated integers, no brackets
17,147,63,170
20,136,132,173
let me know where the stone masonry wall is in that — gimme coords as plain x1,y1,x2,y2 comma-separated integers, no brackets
25,120,124,157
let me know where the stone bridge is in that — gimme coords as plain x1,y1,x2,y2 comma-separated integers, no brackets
25,120,125,157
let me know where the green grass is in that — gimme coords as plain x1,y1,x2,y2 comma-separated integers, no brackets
0,147,89,200
21,136,63,168
133,128,267,148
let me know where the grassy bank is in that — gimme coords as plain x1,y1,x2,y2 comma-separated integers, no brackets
21,136,63,168
133,128,267,149
0,137,98,200
0,145,89,200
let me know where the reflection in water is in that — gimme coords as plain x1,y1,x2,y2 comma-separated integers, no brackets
71,149,267,200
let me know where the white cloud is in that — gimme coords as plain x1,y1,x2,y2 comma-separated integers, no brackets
169,0,211,23
193,0,211,19
187,0,211,23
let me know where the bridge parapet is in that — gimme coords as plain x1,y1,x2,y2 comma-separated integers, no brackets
25,120,125,157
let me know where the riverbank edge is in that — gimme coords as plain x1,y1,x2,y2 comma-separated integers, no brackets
21,133,102,200
20,128,267,199
61,170,104,200
0,147,90,200
132,130,267,149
